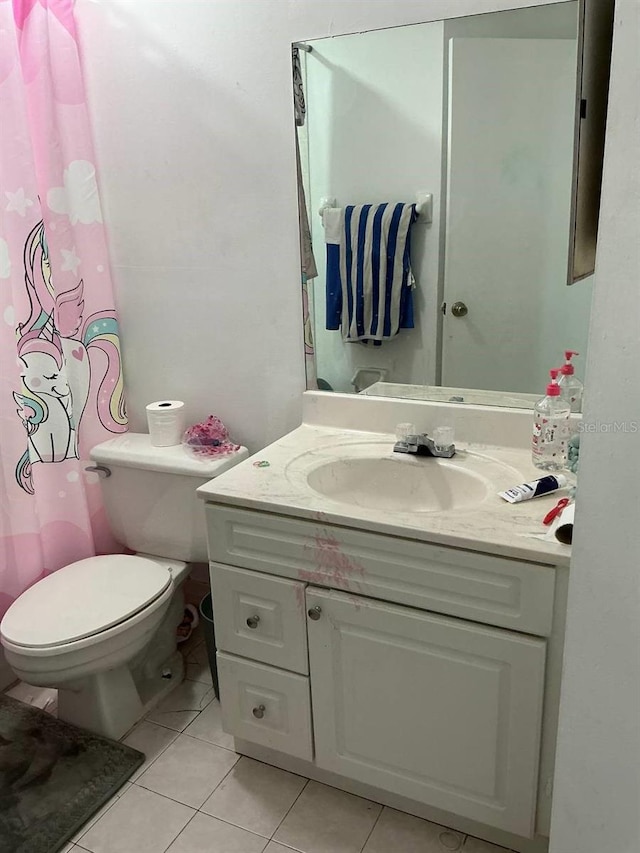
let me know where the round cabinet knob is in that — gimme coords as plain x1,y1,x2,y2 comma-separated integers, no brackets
451,301,468,318
252,704,266,719
308,605,322,621
246,615,260,629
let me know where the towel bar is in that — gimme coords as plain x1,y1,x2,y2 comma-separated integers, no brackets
318,194,432,224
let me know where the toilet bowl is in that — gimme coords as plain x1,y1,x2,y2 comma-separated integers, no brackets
1,555,179,739
0,433,248,739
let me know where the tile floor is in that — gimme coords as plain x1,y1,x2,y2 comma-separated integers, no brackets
8,627,517,853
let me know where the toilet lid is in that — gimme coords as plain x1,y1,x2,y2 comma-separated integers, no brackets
1,555,172,648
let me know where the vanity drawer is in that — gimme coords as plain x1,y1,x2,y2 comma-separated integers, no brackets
207,505,556,636
210,563,308,674
217,652,313,761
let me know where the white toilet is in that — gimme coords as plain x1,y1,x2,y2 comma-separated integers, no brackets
0,433,248,739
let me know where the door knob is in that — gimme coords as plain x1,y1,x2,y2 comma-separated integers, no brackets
307,605,322,621
451,301,468,317
246,615,260,629
252,704,266,719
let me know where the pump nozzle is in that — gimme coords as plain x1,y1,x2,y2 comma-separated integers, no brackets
547,368,561,396
561,351,579,375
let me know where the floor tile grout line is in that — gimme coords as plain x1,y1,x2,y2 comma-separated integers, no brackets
142,727,238,755
194,748,244,810
131,746,241,813
263,840,304,853
129,776,201,810
158,806,200,853
358,802,385,853
126,729,178,783
193,771,311,846
123,772,509,853
155,749,311,842
71,781,133,845
142,717,191,734
179,731,238,752
194,807,274,842
267,776,310,844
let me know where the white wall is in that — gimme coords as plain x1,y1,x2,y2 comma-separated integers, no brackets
74,0,574,450
305,23,444,393
75,0,309,452
550,1,640,850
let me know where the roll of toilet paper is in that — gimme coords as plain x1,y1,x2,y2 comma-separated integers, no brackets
146,400,185,447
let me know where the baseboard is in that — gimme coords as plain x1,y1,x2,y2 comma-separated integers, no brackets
0,649,16,691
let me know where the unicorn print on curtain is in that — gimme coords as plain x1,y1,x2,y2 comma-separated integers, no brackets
0,0,127,619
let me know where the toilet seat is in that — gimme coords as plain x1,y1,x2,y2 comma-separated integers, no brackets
1,554,172,652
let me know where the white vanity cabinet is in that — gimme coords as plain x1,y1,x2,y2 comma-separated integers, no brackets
207,504,563,852
306,587,545,838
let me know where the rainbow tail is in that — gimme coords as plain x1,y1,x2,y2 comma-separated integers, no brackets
83,311,128,433
15,449,34,495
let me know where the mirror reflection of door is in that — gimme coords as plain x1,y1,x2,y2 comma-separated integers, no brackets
442,37,585,392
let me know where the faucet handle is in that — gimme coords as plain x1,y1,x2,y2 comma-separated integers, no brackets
395,423,416,441
393,424,421,454
432,426,455,452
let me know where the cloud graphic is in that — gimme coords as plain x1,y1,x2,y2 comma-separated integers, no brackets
0,238,10,278
47,160,103,225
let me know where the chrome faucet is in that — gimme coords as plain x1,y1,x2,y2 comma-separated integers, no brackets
393,432,456,459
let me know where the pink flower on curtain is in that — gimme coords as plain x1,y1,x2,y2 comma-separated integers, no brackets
0,0,127,618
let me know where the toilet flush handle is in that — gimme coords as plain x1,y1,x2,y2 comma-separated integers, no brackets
85,465,111,478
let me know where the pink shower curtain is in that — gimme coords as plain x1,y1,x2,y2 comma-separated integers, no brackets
0,0,127,619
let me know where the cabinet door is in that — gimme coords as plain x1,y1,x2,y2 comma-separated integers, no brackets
306,588,545,838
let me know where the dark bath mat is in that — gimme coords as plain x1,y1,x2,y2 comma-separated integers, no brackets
0,693,144,853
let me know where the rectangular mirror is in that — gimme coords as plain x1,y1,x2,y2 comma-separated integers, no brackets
294,1,613,407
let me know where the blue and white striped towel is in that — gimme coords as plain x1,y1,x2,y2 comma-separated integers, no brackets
325,203,417,344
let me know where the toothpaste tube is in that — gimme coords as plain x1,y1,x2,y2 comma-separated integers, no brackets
499,473,567,504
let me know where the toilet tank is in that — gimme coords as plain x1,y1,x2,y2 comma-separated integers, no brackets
90,434,248,562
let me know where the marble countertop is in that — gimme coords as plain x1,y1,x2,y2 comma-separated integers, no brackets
198,424,572,567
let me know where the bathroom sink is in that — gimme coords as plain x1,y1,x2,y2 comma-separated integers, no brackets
285,440,517,515
306,456,488,512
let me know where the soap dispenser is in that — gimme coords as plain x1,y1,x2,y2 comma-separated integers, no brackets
557,350,583,413
532,369,571,471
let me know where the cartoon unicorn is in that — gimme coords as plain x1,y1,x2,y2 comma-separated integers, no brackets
16,336,80,463
13,220,127,494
